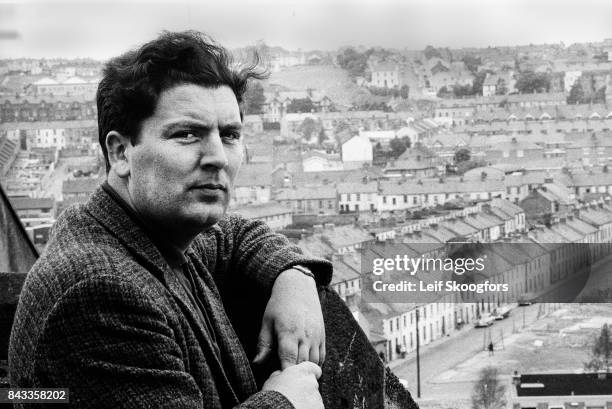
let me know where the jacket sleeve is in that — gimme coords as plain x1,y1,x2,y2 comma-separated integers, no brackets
204,213,333,294
32,276,295,409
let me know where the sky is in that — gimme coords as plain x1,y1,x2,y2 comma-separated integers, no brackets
1,0,612,59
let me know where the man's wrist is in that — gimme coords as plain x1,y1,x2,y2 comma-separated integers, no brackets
291,265,315,280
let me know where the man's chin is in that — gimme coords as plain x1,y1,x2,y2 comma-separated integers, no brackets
187,204,228,229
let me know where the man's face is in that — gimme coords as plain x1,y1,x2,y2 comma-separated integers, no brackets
125,83,242,233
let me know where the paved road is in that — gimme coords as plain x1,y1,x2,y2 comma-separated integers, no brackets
391,303,541,399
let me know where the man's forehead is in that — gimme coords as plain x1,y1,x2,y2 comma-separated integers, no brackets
155,84,241,123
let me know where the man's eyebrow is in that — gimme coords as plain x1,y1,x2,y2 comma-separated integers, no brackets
220,122,242,131
161,120,211,133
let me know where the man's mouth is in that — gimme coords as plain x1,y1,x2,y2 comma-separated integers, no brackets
193,183,227,192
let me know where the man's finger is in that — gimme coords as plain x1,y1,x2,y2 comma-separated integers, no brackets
253,319,274,364
297,341,310,364
297,361,322,379
309,343,320,366
278,337,299,370
319,340,326,366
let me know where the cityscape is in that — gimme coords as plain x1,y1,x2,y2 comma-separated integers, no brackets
2,1,612,408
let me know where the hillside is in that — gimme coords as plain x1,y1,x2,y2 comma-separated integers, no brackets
264,65,375,110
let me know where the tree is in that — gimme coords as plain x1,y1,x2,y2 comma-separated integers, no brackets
462,55,482,75
424,45,442,60
243,81,266,115
454,148,471,163
495,78,508,95
585,323,612,372
318,128,327,145
287,98,315,113
515,71,551,94
337,47,372,78
472,367,506,409
453,83,475,97
567,81,585,105
389,137,410,158
472,70,493,95
297,117,320,141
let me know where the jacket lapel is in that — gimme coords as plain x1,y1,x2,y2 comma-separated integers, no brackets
84,186,243,406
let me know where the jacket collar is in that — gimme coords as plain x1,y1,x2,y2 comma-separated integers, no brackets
84,185,173,284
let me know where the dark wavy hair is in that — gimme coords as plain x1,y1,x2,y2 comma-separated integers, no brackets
97,30,267,172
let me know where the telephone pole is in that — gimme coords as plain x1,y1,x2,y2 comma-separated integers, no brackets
416,308,421,398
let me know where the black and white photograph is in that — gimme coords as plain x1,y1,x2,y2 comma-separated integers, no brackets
1,0,612,408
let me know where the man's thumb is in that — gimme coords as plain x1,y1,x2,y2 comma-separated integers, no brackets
253,319,274,364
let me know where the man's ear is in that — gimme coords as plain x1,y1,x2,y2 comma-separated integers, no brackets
105,131,131,178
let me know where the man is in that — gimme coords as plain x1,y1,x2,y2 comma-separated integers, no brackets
9,31,332,409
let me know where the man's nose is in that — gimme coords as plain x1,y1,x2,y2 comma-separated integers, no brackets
199,131,228,169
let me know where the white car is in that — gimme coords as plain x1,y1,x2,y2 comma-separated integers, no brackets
474,315,495,327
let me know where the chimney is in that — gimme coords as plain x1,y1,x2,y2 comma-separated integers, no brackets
331,253,344,263
512,371,521,387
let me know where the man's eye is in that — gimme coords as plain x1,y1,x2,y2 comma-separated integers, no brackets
172,131,198,141
222,131,241,142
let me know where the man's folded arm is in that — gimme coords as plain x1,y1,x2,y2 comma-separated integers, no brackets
213,214,333,292
34,277,294,409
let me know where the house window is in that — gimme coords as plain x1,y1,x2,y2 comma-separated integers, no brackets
517,150,524,158
404,195,407,203
392,198,396,205
383,197,387,204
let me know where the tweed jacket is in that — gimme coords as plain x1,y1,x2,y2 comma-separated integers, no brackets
9,186,332,409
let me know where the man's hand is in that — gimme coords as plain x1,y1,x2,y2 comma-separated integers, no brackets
253,268,325,369
262,361,323,409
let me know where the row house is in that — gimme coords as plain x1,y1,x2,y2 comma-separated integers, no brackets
565,133,612,165
434,99,475,127
576,203,612,258
377,179,506,212
337,181,378,212
232,163,272,206
298,224,374,259
8,197,55,220
61,176,103,202
0,95,96,123
262,89,332,123
275,186,338,215
28,76,99,96
280,110,406,139
473,92,567,112
231,202,292,231
0,120,97,151
329,252,362,303
0,136,19,177
568,172,612,196
520,183,576,221
370,62,401,89
485,139,544,164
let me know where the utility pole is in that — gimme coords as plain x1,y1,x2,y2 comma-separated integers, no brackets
416,308,421,398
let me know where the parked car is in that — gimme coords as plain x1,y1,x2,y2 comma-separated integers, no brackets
474,315,495,327
518,292,537,306
493,305,512,320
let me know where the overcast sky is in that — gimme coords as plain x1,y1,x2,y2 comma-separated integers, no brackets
1,0,612,60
